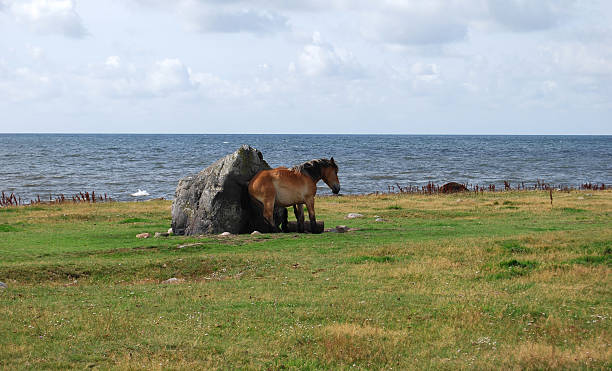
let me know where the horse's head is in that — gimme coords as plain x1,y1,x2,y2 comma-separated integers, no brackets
322,157,341,194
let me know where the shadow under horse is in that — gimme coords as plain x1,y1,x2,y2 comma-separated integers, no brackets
248,157,340,234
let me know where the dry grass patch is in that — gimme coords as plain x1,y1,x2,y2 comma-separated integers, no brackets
530,264,610,284
505,340,612,370
320,323,407,365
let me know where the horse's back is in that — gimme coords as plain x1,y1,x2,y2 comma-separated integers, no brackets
249,167,316,207
248,168,290,197
248,169,275,196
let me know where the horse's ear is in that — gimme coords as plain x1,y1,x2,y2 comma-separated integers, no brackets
330,157,335,165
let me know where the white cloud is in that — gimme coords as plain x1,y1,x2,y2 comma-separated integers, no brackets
411,62,439,79
362,2,469,46
129,0,336,13
60,57,198,99
0,65,60,102
188,7,288,34
189,71,252,99
546,43,612,76
27,45,44,59
294,32,363,78
487,0,573,32
105,56,120,69
64,57,251,100
147,58,194,95
412,64,436,77
126,1,582,43
7,0,87,38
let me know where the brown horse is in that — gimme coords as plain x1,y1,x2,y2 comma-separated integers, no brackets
248,157,340,234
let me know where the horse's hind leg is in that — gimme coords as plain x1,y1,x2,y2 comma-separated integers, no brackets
293,204,305,233
305,197,321,234
263,199,281,233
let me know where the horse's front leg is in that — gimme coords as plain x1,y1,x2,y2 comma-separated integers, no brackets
293,204,305,233
280,207,289,233
304,198,321,234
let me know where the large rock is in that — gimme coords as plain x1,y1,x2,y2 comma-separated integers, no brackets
171,145,285,235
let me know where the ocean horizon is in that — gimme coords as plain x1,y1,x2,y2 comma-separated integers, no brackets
1,134,610,202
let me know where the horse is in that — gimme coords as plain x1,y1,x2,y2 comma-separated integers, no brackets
248,157,340,234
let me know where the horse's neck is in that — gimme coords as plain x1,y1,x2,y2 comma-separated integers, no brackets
304,170,321,183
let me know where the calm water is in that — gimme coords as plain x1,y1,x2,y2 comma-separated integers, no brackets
1,134,610,201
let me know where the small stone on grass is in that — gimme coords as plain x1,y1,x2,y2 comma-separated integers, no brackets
136,233,150,239
346,213,364,219
325,225,358,233
161,277,183,284
219,231,232,236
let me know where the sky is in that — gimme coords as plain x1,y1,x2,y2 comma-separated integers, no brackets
0,0,611,134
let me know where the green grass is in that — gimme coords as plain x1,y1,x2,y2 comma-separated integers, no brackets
500,240,531,254
0,191,611,369
118,217,153,224
0,223,20,232
385,204,402,210
561,207,587,213
570,255,612,266
499,259,538,269
348,255,399,264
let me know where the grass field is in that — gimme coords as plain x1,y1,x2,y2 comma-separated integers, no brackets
1,191,611,369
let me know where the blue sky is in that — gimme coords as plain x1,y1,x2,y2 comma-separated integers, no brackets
0,0,611,134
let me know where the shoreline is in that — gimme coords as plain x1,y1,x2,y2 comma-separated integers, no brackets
2,187,611,208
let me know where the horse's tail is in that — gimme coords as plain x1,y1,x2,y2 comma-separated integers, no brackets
242,181,272,233
241,182,252,210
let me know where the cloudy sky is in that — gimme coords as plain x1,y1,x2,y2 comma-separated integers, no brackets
0,0,611,134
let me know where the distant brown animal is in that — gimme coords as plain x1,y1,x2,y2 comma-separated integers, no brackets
248,158,340,234
440,182,469,193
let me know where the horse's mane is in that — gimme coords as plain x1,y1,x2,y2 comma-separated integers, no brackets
291,158,337,181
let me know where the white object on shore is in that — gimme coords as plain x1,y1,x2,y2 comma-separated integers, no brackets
131,189,149,197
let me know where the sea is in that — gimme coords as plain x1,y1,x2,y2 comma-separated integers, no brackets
1,134,610,202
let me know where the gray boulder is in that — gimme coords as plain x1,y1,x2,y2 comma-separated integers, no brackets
171,145,286,235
